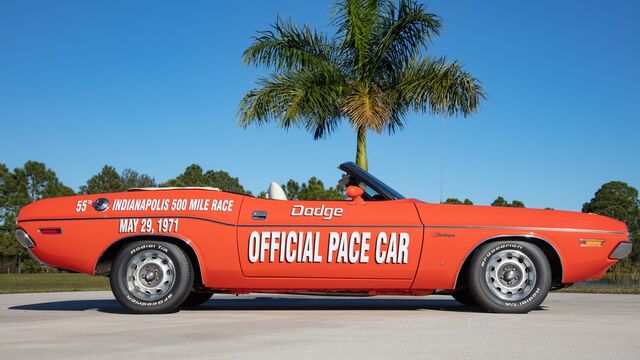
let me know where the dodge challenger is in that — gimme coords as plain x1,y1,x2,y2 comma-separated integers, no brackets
14,162,632,313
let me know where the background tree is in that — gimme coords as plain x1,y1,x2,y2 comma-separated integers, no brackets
10,161,74,204
491,196,525,208
80,166,125,194
0,164,18,272
239,0,484,170
162,164,207,187
121,169,156,189
583,181,640,262
162,164,249,194
268,177,345,200
81,166,157,194
0,164,12,223
491,196,508,207
0,161,73,273
443,198,473,205
297,177,344,200
282,179,301,200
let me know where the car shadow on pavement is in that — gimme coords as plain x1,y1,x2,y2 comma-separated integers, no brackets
9,297,546,314
189,297,486,313
10,299,125,313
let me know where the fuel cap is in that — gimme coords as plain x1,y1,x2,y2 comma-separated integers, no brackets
93,198,109,211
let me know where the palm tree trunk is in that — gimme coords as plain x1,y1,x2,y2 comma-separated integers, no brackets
355,127,368,171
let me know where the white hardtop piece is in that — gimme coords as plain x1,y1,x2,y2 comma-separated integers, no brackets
267,182,287,200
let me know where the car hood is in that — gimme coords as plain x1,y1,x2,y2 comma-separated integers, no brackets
415,202,627,234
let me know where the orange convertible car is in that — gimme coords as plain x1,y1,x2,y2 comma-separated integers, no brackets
15,162,631,313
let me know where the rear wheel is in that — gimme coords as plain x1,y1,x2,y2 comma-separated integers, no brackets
467,241,551,313
110,241,193,314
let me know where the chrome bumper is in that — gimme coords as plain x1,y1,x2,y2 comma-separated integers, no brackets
15,228,49,267
610,242,633,260
15,228,35,248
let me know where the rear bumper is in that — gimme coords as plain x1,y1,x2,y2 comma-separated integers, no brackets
15,228,35,248
610,242,633,260
15,228,49,268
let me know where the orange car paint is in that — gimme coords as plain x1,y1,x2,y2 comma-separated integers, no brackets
16,189,628,294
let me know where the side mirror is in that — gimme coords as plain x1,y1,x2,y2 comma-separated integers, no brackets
346,185,364,204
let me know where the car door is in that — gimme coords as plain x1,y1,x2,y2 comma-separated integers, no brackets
236,197,424,280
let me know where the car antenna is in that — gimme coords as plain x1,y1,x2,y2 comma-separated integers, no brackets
440,117,445,204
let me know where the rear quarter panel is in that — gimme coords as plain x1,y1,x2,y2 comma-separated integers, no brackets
17,190,247,288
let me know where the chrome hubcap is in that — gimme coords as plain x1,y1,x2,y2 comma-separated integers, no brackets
126,250,175,301
485,249,536,301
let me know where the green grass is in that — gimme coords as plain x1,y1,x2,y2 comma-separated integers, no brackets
1,273,639,295
0,273,109,294
556,285,640,294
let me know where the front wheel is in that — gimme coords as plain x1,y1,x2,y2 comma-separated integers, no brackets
451,287,478,306
110,241,194,314
467,241,551,313
181,291,214,307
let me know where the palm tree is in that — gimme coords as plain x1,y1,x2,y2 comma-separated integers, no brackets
238,0,484,170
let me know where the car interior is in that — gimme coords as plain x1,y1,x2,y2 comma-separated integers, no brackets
265,162,405,202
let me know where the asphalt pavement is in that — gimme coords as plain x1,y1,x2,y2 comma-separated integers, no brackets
1,291,638,359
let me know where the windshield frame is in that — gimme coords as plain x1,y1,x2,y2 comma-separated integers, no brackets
338,162,405,200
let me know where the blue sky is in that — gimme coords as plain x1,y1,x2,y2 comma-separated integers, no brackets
1,0,638,211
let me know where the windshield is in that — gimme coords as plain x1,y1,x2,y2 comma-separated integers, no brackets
338,162,405,200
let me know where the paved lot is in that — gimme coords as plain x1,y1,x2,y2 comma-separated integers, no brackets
0,291,638,360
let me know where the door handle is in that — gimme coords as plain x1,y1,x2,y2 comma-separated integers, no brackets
252,211,267,220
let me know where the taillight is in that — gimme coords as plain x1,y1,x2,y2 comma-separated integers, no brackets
39,228,62,235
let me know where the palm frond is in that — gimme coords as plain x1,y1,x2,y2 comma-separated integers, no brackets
238,67,347,139
371,0,441,76
332,0,383,75
384,105,407,134
394,57,485,116
240,0,485,152
342,82,391,133
243,17,339,72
